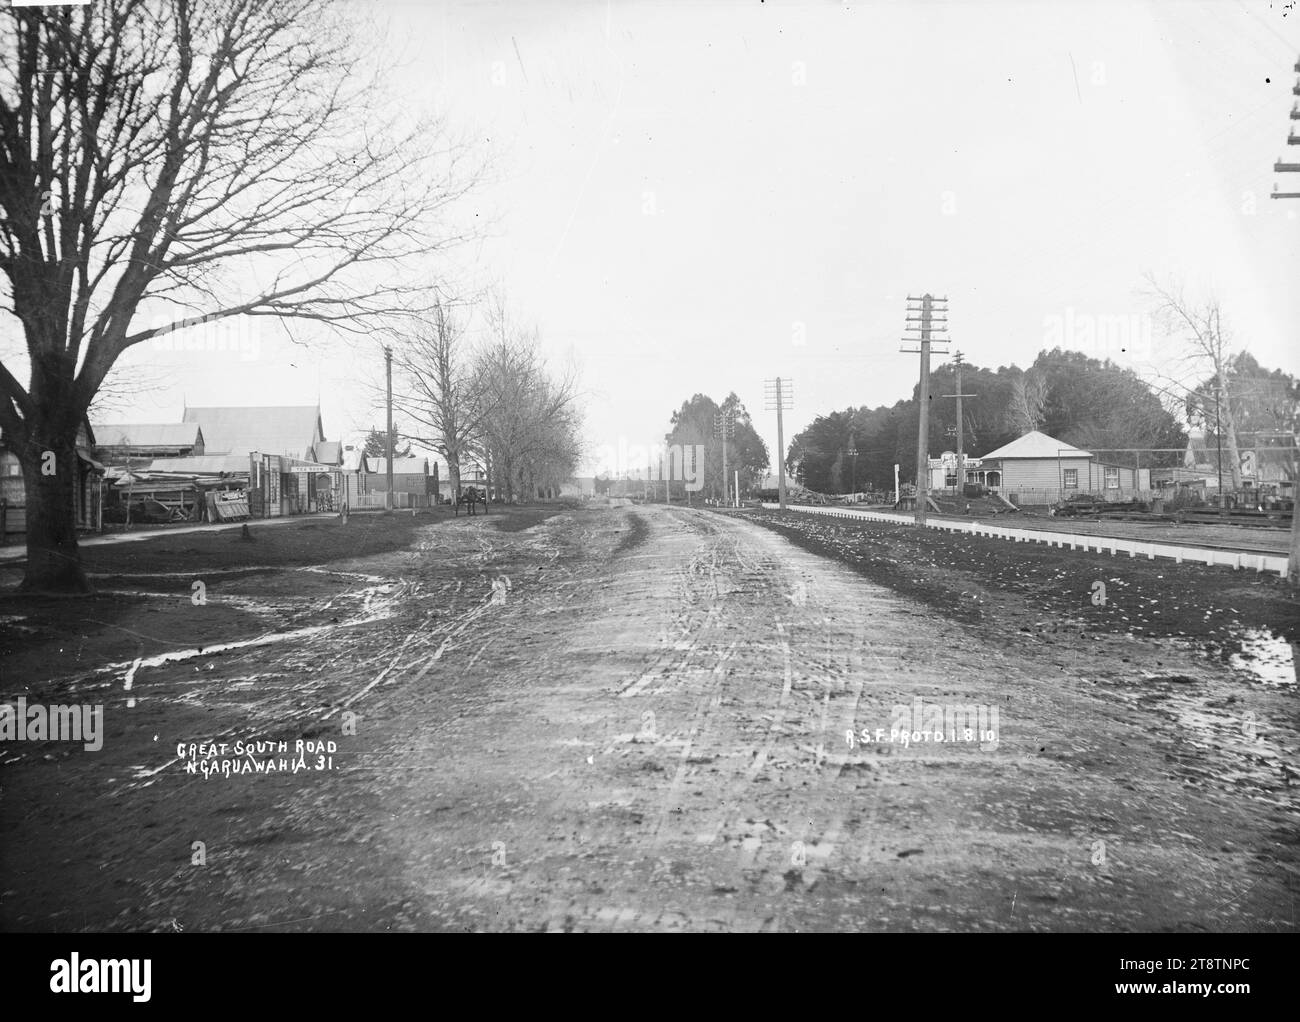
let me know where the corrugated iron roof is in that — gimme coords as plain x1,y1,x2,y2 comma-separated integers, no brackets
95,423,204,448
980,430,1092,461
141,455,250,474
313,440,342,465
182,405,323,459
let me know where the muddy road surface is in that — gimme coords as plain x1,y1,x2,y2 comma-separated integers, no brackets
2,504,1295,931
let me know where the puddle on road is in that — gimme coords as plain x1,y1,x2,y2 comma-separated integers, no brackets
1143,631,1297,688
1100,676,1298,813
96,585,402,678
35,580,411,700
3,565,439,780
1094,629,1300,815
1227,629,1297,687
296,566,393,585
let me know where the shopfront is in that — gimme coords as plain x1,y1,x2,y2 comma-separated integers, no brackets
249,453,340,516
289,464,341,512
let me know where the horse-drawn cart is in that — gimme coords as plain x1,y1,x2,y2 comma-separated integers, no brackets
453,486,487,516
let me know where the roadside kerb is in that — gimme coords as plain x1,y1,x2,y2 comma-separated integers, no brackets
759,503,1289,578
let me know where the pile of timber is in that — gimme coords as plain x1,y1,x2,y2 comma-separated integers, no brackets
789,486,835,506
1176,506,1293,529
1055,498,1148,518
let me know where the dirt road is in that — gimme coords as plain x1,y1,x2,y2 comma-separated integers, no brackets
2,504,1295,931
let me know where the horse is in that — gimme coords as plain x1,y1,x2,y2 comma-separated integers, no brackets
455,486,485,516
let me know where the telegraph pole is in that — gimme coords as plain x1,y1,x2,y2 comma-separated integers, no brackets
841,440,858,498
764,378,793,511
901,294,949,525
1270,55,1300,585
664,434,672,505
1271,59,1300,200
713,407,735,506
384,344,394,510
1214,379,1224,502
943,351,977,498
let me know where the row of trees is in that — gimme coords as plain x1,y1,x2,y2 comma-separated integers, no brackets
1,1,581,590
597,392,770,503
1,0,488,592
386,296,582,504
784,279,1298,584
787,349,1187,495
787,334,1296,498
661,393,768,502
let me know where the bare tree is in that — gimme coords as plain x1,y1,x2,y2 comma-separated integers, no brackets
516,372,583,499
472,300,582,503
0,0,481,591
1005,368,1048,435
386,296,491,502
1145,276,1243,491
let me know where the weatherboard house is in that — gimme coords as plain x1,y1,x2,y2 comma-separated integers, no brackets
0,418,105,542
975,430,1147,506
927,451,985,493
365,454,439,503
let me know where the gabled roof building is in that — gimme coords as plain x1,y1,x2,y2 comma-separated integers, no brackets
971,430,1147,505
94,423,205,465
182,404,326,461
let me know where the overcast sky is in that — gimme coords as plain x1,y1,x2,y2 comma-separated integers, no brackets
99,0,1300,476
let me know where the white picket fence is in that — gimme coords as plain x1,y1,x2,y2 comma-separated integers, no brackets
1001,488,1156,507
347,492,434,510
761,503,1289,577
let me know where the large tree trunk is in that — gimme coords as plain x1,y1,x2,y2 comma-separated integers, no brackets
21,430,91,594
496,455,512,504
446,452,462,503
1218,369,1243,492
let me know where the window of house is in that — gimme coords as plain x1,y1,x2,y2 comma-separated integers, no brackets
1063,468,1078,488
1104,466,1120,489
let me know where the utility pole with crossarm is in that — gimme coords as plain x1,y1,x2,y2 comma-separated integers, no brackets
900,295,950,525
764,378,793,511
943,351,977,498
1271,56,1300,200
713,407,735,507
1272,55,1300,584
